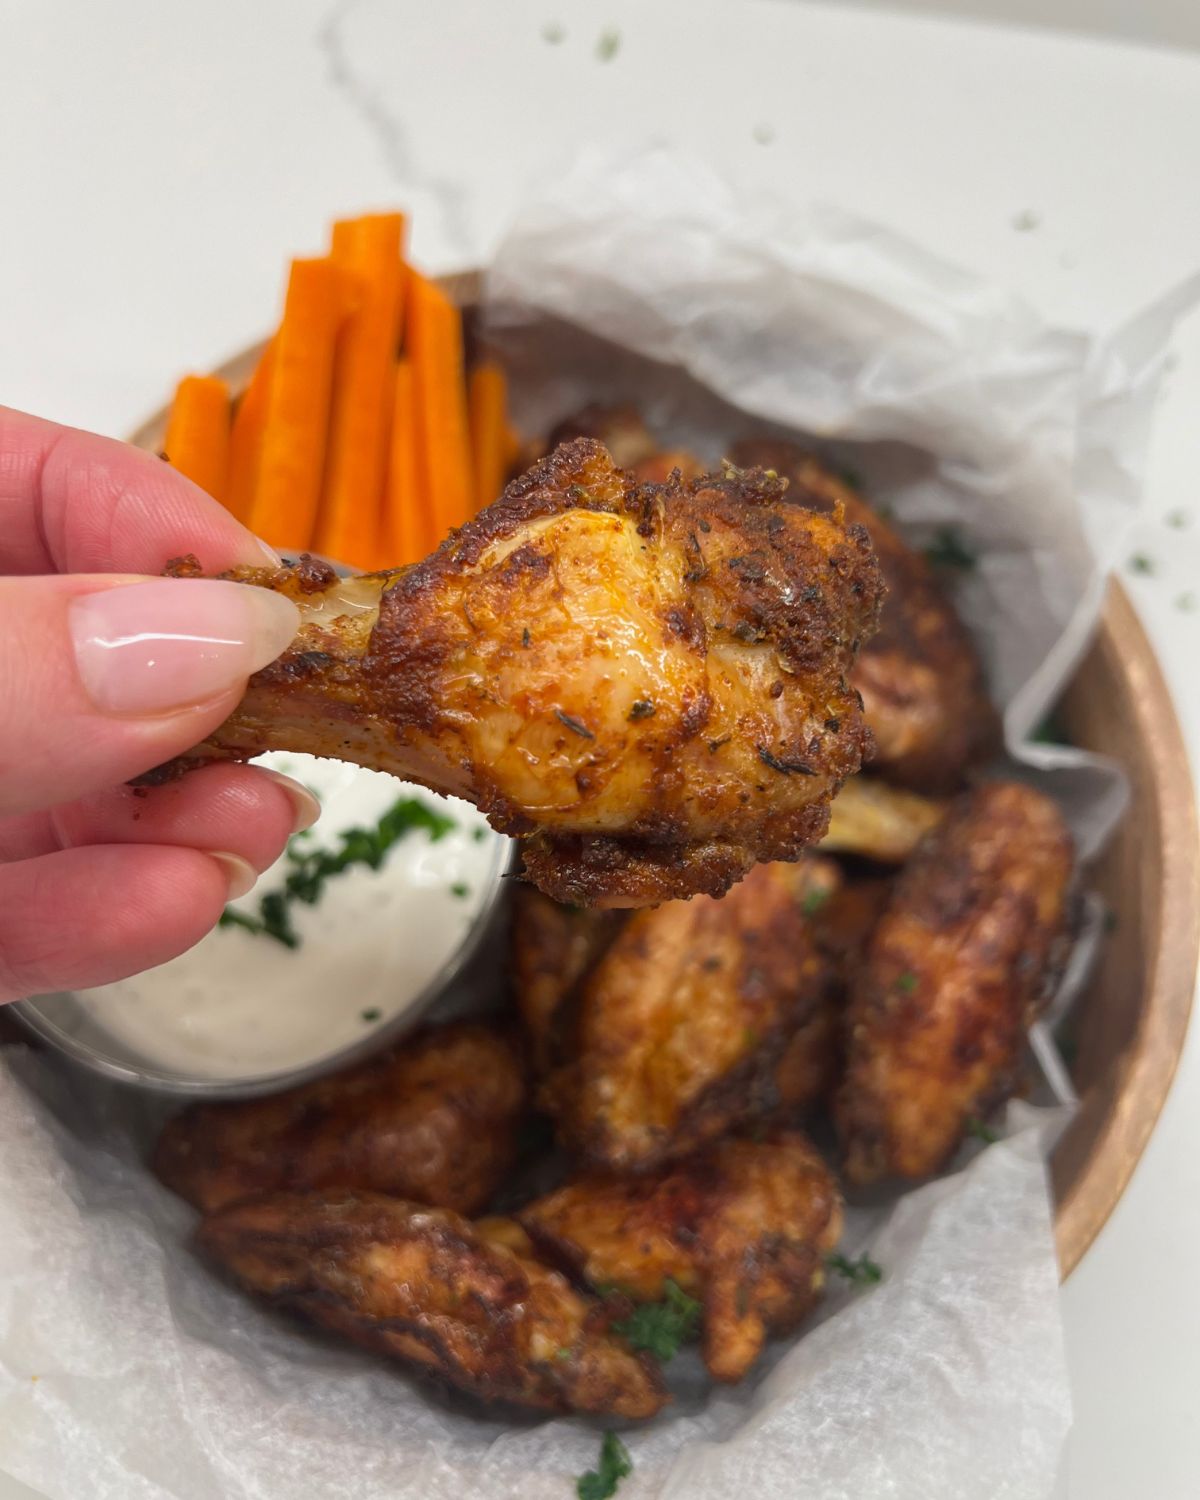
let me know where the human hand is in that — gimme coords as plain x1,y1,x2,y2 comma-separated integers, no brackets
0,406,316,1004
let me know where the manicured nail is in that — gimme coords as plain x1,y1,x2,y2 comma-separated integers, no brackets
209,851,258,899
254,768,322,834
70,579,299,716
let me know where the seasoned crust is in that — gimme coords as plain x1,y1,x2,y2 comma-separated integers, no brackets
519,1131,843,1383
197,1190,667,1417
731,439,999,793
147,439,884,906
835,781,1074,1183
154,1021,528,1216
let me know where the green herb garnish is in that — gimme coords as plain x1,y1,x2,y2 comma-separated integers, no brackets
895,971,918,994
924,527,976,571
628,699,656,721
1177,591,1197,613
1128,552,1156,575
1031,712,1068,746
611,1279,701,1362
802,886,830,917
450,881,470,899
219,796,455,949
1166,509,1190,529
595,27,621,62
827,1251,883,1286
361,1008,382,1023
966,1117,999,1144
577,1432,632,1500
472,826,487,842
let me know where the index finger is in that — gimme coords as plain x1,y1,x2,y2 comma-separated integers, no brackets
0,406,279,576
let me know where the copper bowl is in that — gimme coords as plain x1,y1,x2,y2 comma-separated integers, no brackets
119,274,1199,1275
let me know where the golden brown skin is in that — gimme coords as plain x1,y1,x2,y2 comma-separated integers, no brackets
197,1191,667,1417
770,874,892,1115
820,775,947,863
154,1021,527,1215
732,440,998,793
520,1133,843,1382
539,859,840,1170
155,439,884,907
509,887,626,1076
836,781,1073,1184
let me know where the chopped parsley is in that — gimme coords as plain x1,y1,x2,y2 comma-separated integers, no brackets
966,1117,999,1145
360,1008,382,1023
450,881,470,899
577,1433,632,1500
895,971,918,994
924,527,977,571
1166,509,1190,529
219,796,455,949
802,886,831,917
1128,552,1156,575
827,1251,883,1286
611,1279,701,1362
595,26,621,62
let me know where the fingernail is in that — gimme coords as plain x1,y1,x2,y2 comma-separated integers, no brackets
255,768,322,834
70,579,299,716
209,851,258,899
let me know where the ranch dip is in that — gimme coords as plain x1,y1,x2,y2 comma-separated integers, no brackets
70,752,504,1081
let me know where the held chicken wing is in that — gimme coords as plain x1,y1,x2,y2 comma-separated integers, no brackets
537,859,840,1170
731,440,998,793
519,1132,843,1382
836,781,1073,1184
197,1191,667,1417
154,439,884,906
154,1021,526,1215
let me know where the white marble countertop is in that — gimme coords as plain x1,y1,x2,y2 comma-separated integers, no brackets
1,2,1198,1495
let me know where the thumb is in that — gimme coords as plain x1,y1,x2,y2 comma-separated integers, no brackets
0,574,298,817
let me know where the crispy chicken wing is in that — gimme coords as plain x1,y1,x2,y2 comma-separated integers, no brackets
836,781,1073,1183
155,439,883,907
731,440,998,792
538,859,840,1170
197,1190,667,1416
154,1021,526,1215
820,775,947,863
509,887,625,1076
520,1132,842,1382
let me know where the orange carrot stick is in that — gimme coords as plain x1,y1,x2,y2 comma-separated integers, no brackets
468,361,509,513
163,375,231,503
384,359,432,566
248,257,353,552
407,272,473,541
316,214,407,569
226,340,275,525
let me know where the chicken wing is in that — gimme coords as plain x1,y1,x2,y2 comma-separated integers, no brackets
731,440,998,792
538,859,840,1170
836,781,1073,1183
154,1021,526,1215
519,1132,842,1382
197,1190,667,1416
820,775,947,863
509,887,626,1075
154,439,884,907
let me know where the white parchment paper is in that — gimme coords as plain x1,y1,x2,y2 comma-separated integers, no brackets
1,147,1194,1499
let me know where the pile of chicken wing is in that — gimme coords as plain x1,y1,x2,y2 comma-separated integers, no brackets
156,413,1076,1422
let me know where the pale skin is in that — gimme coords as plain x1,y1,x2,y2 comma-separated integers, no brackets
0,406,315,1004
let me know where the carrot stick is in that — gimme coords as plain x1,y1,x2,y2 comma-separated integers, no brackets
316,214,407,569
248,257,353,552
468,361,509,513
384,359,432,566
407,272,473,540
163,375,231,503
226,340,275,524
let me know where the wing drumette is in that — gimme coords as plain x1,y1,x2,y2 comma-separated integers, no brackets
156,439,883,907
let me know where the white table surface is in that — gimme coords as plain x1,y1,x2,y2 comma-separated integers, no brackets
1,3,1198,1496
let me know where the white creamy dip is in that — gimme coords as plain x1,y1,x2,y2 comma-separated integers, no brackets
69,753,504,1081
